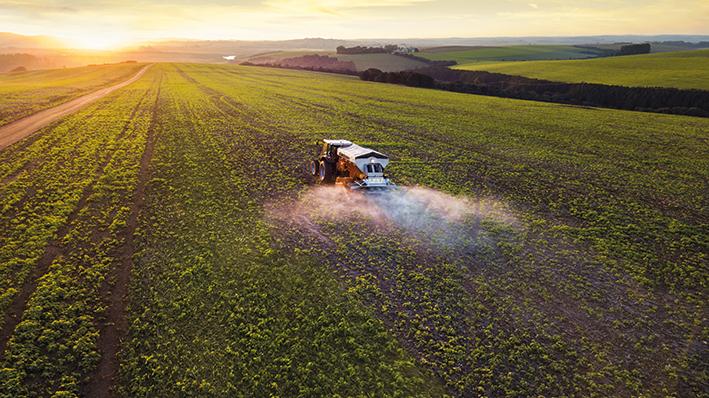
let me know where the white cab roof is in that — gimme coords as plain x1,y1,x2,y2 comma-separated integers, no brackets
323,139,352,147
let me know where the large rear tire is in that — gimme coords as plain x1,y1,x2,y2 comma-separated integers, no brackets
318,160,335,183
309,160,319,177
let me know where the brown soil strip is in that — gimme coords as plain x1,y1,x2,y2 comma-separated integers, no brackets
83,76,163,398
0,64,152,151
0,92,151,358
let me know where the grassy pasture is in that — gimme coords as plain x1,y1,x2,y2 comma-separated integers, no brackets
334,53,429,72
419,45,606,64
0,63,144,126
0,63,706,396
456,49,709,90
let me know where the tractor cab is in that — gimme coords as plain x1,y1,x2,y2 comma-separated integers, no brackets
319,139,352,161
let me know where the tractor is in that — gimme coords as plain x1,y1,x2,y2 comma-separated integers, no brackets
309,139,395,191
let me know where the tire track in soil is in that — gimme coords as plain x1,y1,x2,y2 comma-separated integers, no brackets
0,89,151,358
83,74,163,398
0,160,38,186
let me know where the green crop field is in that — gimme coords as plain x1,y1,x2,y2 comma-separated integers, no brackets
0,63,706,397
456,49,709,90
419,45,607,64
0,63,144,126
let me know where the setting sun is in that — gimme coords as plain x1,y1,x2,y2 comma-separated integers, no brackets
64,35,128,51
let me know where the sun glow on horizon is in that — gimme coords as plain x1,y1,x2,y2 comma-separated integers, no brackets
62,34,131,51
1,0,707,45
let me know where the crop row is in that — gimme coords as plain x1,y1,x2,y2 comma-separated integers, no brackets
0,69,160,396
0,63,144,127
116,65,440,396
175,63,707,396
0,62,705,396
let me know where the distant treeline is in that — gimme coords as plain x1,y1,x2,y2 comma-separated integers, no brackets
361,67,709,117
360,69,434,88
336,45,418,55
619,43,651,55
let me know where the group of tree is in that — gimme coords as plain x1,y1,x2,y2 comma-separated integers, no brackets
336,45,410,54
361,66,709,117
360,68,434,88
619,43,652,55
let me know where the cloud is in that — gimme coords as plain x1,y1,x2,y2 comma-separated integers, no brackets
263,0,431,15
0,1,78,15
0,0,707,42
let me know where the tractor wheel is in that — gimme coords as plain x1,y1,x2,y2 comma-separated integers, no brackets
318,160,335,183
309,160,319,177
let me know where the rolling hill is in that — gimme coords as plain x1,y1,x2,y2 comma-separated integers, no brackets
456,49,709,90
418,45,608,64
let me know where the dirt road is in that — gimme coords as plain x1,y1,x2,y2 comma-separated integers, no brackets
0,64,152,150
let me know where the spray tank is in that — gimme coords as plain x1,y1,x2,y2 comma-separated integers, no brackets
308,139,395,192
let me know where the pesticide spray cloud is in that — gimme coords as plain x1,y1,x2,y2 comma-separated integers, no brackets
268,185,517,250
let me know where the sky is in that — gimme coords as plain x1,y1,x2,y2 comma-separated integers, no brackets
1,0,708,49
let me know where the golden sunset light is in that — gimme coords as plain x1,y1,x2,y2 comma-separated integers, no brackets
1,0,708,44
0,1,707,397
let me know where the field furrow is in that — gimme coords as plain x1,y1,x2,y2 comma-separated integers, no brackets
0,63,145,127
0,68,159,397
84,73,164,397
116,64,441,397
165,63,708,396
0,63,706,396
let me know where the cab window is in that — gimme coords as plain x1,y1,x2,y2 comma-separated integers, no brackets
366,164,383,174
